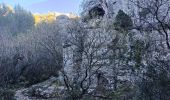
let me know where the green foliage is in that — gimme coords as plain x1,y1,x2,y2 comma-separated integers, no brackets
0,4,35,35
0,88,15,100
139,8,150,19
114,10,133,31
132,40,145,68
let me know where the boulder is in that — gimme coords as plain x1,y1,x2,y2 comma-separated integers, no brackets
15,77,65,100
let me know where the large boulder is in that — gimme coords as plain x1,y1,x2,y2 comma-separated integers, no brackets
15,77,65,100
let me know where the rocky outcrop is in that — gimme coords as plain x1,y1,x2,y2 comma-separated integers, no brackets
15,77,65,100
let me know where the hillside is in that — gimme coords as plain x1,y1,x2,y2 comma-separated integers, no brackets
33,12,78,24
0,0,170,100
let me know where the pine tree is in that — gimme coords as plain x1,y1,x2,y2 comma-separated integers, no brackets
114,10,133,31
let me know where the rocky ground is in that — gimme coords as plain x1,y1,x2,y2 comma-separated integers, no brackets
15,77,65,100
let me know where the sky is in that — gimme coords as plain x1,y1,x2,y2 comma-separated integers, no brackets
0,0,83,14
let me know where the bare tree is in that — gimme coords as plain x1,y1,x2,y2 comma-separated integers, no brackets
130,0,170,49
60,20,113,99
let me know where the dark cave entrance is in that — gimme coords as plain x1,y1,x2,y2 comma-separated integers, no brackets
89,5,105,19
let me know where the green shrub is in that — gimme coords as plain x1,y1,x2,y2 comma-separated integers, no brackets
114,10,133,31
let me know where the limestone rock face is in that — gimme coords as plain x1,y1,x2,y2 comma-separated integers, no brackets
82,0,117,19
15,77,65,100
82,0,138,21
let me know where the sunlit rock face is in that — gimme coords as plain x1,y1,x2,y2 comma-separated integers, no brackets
33,12,78,24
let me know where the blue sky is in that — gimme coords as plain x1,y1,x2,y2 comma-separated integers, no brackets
0,0,83,14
